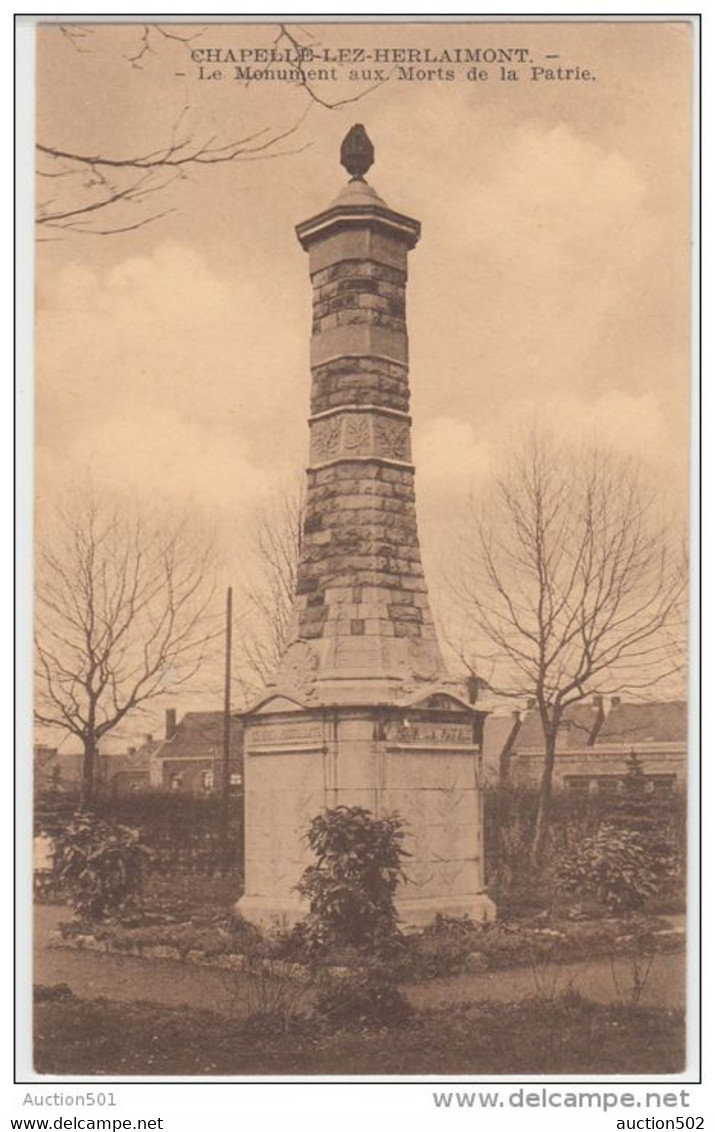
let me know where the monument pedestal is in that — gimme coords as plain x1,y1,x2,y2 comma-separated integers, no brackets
237,128,496,930
236,694,496,929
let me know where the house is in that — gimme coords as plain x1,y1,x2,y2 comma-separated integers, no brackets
585,698,687,795
34,744,65,793
34,744,86,794
34,710,244,797
34,735,160,795
104,733,161,794
149,709,244,794
485,697,687,794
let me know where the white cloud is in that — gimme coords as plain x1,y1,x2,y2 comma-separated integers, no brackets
413,390,682,519
36,240,307,514
64,408,277,513
413,415,493,494
408,118,670,423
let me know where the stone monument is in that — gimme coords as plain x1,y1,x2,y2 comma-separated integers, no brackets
237,126,496,927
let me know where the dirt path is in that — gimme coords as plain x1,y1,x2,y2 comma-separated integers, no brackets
34,906,268,1016
407,951,686,1011
34,905,686,1017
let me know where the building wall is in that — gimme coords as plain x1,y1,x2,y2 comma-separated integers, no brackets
151,712,244,794
158,756,242,794
511,743,685,793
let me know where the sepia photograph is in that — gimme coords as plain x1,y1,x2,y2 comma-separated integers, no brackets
27,16,695,1079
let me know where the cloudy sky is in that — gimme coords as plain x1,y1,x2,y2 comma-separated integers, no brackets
35,19,694,744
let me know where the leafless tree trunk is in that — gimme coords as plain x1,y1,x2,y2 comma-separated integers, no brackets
450,432,687,869
34,491,219,804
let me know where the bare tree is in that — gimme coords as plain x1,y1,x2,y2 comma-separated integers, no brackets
37,22,382,237
450,433,687,867
36,108,313,238
34,491,219,803
237,482,303,695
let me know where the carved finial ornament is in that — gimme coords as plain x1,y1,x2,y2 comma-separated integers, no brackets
340,124,374,180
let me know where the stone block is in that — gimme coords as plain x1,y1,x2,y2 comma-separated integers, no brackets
356,602,388,621
144,944,181,961
186,950,208,966
394,621,421,637
323,585,355,603
307,230,410,274
363,618,395,636
311,323,408,367
388,604,423,622
409,821,480,862
406,858,482,900
396,893,496,927
384,752,479,789
334,753,377,790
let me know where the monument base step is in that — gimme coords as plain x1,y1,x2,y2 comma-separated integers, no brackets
235,891,497,931
395,891,497,927
234,893,307,930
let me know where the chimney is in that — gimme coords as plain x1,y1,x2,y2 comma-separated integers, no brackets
466,673,480,704
588,695,606,746
498,711,523,789
611,696,621,709
128,746,136,756
145,733,153,744
165,708,177,740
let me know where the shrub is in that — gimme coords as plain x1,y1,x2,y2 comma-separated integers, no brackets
229,915,271,958
34,983,74,1003
296,806,408,952
315,972,412,1030
485,772,685,915
234,961,315,1040
558,825,666,912
36,788,244,877
403,914,485,978
558,757,678,912
54,813,150,919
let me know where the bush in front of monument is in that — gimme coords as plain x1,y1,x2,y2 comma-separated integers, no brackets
315,970,413,1031
296,805,408,953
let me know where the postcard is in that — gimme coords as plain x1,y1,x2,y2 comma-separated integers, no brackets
25,16,696,1084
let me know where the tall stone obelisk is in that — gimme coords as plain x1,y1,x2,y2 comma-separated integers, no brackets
238,126,495,927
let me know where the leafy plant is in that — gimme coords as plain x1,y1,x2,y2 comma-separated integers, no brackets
54,813,150,919
483,779,685,917
315,972,412,1030
558,826,660,912
296,805,408,952
609,925,659,1008
238,964,312,1037
34,982,74,1003
36,788,244,877
401,914,485,978
527,948,575,1002
557,755,678,913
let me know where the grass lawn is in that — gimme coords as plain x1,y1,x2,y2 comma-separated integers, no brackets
34,990,684,1076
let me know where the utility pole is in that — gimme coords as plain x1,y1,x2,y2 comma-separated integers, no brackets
220,586,232,877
